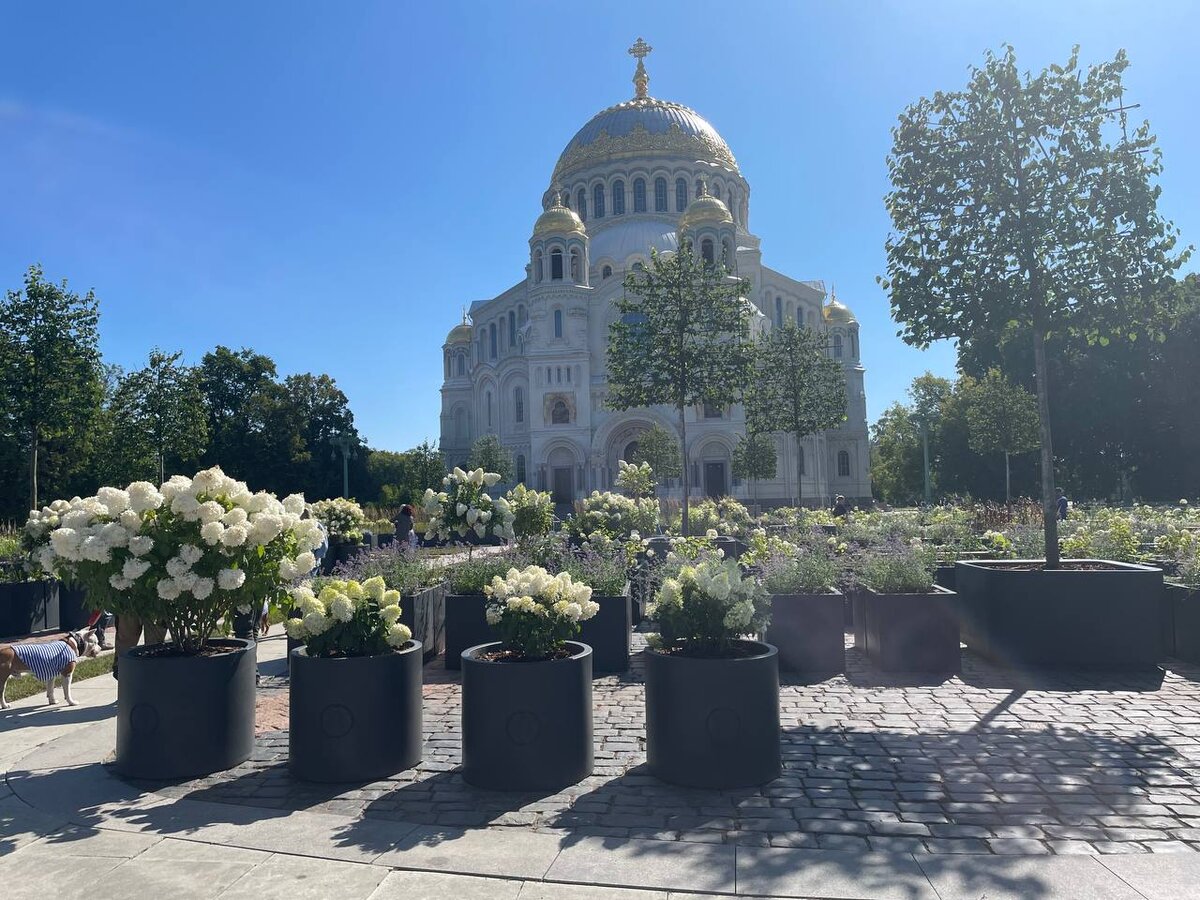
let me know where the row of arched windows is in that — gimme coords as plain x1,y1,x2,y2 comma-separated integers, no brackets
533,246,584,284
564,174,744,225
476,306,528,365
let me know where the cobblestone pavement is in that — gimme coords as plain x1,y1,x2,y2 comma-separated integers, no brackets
133,633,1200,857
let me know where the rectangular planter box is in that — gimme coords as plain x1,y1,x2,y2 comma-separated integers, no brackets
0,580,60,639
444,593,495,670
57,583,94,631
1168,583,1200,664
577,592,631,674
766,591,845,674
851,589,869,652
400,583,446,663
862,585,959,673
956,559,1163,668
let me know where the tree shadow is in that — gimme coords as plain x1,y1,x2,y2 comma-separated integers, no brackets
0,698,116,729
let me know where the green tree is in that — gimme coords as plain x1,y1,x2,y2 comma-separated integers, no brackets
883,46,1187,565
608,249,753,533
631,423,681,489
369,441,447,505
870,403,924,504
907,373,953,503
0,265,103,512
732,432,777,510
965,369,1041,502
467,433,514,482
111,349,209,484
744,323,846,506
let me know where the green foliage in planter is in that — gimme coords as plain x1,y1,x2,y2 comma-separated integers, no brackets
447,554,525,595
649,557,770,656
762,552,839,596
285,576,410,657
857,545,937,594
329,543,431,596
507,484,554,542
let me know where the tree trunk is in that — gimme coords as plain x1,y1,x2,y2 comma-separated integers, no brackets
29,427,38,512
679,406,689,535
1004,451,1011,504
1032,328,1059,567
794,430,803,509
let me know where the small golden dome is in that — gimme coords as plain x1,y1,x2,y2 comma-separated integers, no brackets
533,192,586,238
823,296,857,325
678,181,733,232
446,310,473,344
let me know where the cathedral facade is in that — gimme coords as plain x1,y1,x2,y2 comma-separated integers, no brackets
440,41,871,507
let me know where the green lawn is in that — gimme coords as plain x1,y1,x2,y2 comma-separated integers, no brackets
1,652,114,704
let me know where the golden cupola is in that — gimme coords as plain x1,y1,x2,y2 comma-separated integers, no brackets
678,181,734,233
532,191,586,238
445,310,474,344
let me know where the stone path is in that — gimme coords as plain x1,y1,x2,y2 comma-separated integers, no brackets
7,633,1200,897
132,634,1200,858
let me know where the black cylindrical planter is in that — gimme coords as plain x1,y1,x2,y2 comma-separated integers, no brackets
289,642,424,782
645,641,781,788
115,638,255,779
461,641,593,790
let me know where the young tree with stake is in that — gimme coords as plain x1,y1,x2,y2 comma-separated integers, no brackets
965,370,1041,503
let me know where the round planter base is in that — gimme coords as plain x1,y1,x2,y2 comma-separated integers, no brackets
461,641,593,791
115,638,256,780
289,642,424,782
645,641,781,789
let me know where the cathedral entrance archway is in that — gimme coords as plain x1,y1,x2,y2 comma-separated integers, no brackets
704,461,727,498
551,467,574,505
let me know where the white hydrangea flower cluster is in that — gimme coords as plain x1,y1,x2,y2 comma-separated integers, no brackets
284,576,412,654
650,557,769,648
568,491,658,541
422,468,514,543
614,459,655,499
24,467,325,650
484,565,598,626
310,497,367,541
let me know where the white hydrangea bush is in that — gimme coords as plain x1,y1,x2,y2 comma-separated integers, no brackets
24,466,323,654
284,575,412,656
483,565,599,658
568,491,658,542
614,459,655,499
648,557,770,657
422,467,515,543
310,497,366,542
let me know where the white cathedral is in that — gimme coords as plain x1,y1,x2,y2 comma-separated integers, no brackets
440,40,871,507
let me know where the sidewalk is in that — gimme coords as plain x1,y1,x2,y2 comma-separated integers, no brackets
2,639,1198,899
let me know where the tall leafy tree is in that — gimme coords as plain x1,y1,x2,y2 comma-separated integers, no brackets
744,323,846,507
870,403,925,505
631,423,682,490
883,46,1187,565
607,248,753,532
965,370,1041,502
0,265,102,511
111,349,209,484
467,433,514,482
732,432,777,510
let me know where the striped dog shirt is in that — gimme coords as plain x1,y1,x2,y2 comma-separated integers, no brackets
12,640,75,683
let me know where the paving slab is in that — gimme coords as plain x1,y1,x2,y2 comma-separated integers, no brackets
521,883,672,899
1100,852,1200,900
17,825,161,859
545,835,736,894
209,805,415,863
735,847,938,900
916,854,1147,900
368,868,525,899
219,852,389,899
375,824,564,878
0,793,70,856
136,834,270,864
0,847,126,899
93,856,259,898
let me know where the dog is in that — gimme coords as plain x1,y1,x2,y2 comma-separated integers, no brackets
0,629,101,709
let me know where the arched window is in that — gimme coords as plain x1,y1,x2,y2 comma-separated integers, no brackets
833,334,844,358
808,310,817,328
489,323,497,359
456,354,465,376
478,331,485,362
602,265,613,279
516,454,527,484
612,179,625,215
711,181,722,201
533,250,543,282
851,333,858,357
838,450,851,478
444,351,450,379
593,183,605,218
728,188,736,220
550,248,564,280
554,308,563,338
701,238,715,265
675,177,687,212
695,178,703,199
509,310,516,346
722,239,733,269
623,440,640,462
570,248,581,283
514,387,524,423
633,178,646,212
551,400,570,425
576,188,587,221
654,177,667,212
486,391,493,428
796,306,803,326
565,368,571,383
518,305,527,326
775,296,783,327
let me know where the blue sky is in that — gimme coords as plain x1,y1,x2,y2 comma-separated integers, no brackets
2,1,1195,452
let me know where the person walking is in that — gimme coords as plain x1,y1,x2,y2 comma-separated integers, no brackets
1057,490,1069,521
831,495,849,518
394,504,416,549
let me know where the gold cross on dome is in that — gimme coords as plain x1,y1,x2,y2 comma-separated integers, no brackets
628,37,652,99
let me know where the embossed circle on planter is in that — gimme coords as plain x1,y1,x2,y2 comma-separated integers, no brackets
321,704,354,738
706,706,741,745
506,710,541,746
129,703,159,736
